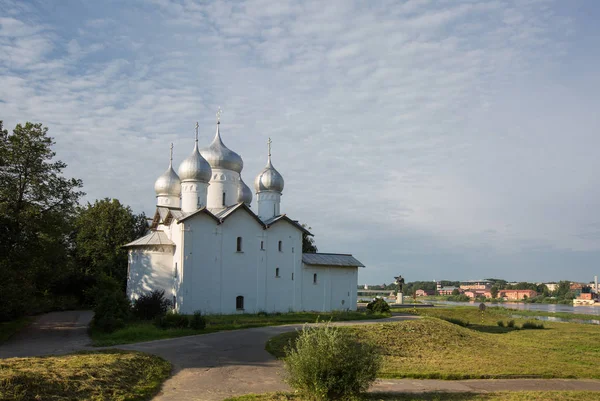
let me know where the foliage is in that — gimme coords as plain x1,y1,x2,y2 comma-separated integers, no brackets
0,350,170,401
91,310,386,346
0,121,84,321
154,311,189,329
447,294,471,302
452,288,460,296
497,320,505,327
491,286,499,299
91,289,132,333
74,198,147,289
132,289,171,320
0,317,32,344
283,324,382,400
366,298,391,314
301,223,318,253
190,310,207,330
521,321,544,330
506,320,516,328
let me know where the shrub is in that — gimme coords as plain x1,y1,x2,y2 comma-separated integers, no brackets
521,321,544,330
506,320,516,328
257,310,269,317
441,317,469,327
91,291,131,333
497,320,505,327
154,311,189,329
283,324,382,400
366,298,390,314
132,290,171,320
190,310,207,330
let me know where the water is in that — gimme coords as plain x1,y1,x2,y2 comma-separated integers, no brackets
509,314,600,325
427,300,600,316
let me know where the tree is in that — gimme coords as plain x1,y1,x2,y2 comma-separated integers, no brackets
452,288,460,296
490,286,499,299
0,121,84,320
301,223,318,253
74,198,147,287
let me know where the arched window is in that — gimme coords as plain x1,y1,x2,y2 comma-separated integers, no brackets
236,237,243,252
313,273,317,284
236,296,244,310
275,268,280,277
291,273,294,281
278,241,283,252
222,192,226,206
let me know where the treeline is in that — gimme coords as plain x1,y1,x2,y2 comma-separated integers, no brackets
0,121,146,322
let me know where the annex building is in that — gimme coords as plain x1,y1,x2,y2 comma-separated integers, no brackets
125,114,364,314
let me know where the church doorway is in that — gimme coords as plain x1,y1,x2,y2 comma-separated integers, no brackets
236,295,244,310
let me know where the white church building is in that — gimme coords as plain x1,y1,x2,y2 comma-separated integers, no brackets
125,113,364,314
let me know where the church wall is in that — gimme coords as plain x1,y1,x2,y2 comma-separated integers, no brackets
217,210,264,313
206,169,240,210
300,265,358,311
127,247,175,302
263,222,303,312
178,213,221,314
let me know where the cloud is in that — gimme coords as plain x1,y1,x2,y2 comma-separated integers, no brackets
0,0,598,283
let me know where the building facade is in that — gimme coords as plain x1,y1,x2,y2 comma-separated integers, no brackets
125,116,363,314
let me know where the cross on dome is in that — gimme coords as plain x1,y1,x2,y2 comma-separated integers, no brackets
195,122,199,143
216,107,222,124
169,143,173,165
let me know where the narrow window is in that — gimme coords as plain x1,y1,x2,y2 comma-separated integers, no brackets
172,296,177,309
174,262,178,278
276,268,280,277
260,240,264,250
236,296,244,310
292,247,295,253
222,191,226,206
291,273,294,281
313,273,317,284
236,236,243,252
278,241,283,252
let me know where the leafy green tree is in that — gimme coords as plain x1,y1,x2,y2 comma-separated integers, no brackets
301,223,318,253
452,288,460,296
74,198,147,287
0,121,84,320
554,281,571,298
490,286,499,299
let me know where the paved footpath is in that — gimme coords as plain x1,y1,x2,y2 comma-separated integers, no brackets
0,310,94,358
2,311,600,400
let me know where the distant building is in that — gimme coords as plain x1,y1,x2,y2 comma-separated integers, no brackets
460,280,492,290
438,286,460,295
544,283,558,292
464,290,492,299
498,289,537,300
415,289,435,297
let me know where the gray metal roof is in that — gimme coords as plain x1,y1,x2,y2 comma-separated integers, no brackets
302,253,364,267
123,231,175,247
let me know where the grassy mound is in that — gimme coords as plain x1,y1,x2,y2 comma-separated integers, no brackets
266,314,600,380
0,350,171,401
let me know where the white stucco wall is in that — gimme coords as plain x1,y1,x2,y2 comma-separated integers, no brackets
127,247,175,301
300,265,358,311
206,169,241,210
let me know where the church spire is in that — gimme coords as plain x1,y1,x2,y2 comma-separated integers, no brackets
169,142,174,167
267,137,272,165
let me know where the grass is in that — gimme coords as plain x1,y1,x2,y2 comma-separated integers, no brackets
224,391,600,401
0,318,32,345
91,310,389,346
0,349,171,401
266,307,600,380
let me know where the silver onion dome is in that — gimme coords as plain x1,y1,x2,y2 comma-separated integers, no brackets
178,143,212,182
200,122,243,173
237,176,253,205
255,138,284,193
155,145,181,196
178,124,212,182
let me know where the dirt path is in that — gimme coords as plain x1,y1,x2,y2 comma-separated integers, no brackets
0,310,93,358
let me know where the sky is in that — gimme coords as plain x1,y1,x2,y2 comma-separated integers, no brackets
1,0,599,285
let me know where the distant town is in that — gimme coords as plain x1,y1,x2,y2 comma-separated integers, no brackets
359,276,600,306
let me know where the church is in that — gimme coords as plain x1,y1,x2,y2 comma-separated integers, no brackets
125,112,364,314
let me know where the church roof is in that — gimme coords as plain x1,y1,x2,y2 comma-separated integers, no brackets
214,202,267,228
123,231,174,247
264,214,313,235
302,253,364,267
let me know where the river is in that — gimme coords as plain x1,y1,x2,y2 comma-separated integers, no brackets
427,300,600,316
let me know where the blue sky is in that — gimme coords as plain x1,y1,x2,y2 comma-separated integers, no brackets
1,0,599,285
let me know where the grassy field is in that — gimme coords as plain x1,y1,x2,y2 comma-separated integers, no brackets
224,391,600,401
0,318,32,345
0,350,170,401
91,311,389,346
266,307,600,380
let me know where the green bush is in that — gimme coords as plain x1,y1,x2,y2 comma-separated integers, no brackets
91,290,131,333
497,320,505,327
283,324,382,400
521,321,544,330
366,298,390,314
506,320,516,328
441,317,469,327
154,311,189,329
132,290,171,320
190,310,206,330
